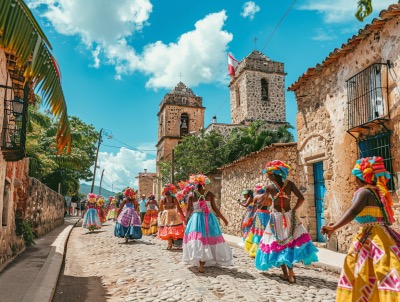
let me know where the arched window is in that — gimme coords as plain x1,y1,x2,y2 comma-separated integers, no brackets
235,87,240,107
180,113,189,137
182,97,187,104
261,79,269,101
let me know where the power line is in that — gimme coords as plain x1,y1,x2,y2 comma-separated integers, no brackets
261,0,297,52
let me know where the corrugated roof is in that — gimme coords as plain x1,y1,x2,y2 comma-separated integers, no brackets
288,3,400,92
218,142,297,170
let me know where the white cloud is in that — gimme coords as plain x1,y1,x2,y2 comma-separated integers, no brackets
298,0,395,24
28,1,233,89
241,1,261,20
312,28,337,41
88,147,156,193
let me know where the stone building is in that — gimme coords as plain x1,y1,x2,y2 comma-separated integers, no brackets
136,169,157,198
218,143,298,236
288,3,400,252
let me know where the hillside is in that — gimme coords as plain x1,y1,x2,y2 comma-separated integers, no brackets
79,183,116,199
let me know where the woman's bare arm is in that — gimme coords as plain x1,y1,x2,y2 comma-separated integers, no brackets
210,193,228,226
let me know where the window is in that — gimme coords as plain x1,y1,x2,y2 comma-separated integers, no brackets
182,97,187,104
358,132,395,190
261,79,269,101
347,63,389,130
180,113,189,137
235,87,240,107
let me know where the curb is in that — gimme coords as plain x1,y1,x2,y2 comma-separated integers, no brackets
21,218,80,302
0,246,26,274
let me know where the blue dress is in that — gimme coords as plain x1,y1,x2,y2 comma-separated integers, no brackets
114,203,142,239
82,203,102,230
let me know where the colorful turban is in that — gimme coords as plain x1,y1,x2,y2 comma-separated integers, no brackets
124,188,136,200
162,183,177,197
262,160,291,180
352,156,394,225
188,173,211,186
241,189,250,195
87,193,97,203
254,183,266,194
97,196,104,206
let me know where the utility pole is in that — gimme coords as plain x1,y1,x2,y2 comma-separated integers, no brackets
91,128,103,193
171,148,175,184
99,169,105,195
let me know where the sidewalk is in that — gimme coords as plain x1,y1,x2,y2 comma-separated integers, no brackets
223,233,346,274
0,216,80,302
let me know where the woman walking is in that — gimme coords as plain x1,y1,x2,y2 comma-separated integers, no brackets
183,174,233,273
322,157,400,301
141,194,159,235
239,189,255,241
255,160,318,283
244,184,272,257
157,184,185,249
82,193,102,231
106,196,118,221
114,188,142,242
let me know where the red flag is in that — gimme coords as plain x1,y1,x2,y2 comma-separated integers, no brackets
228,53,239,76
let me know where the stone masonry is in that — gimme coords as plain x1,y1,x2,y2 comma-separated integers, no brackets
219,143,298,237
289,4,400,252
136,170,157,198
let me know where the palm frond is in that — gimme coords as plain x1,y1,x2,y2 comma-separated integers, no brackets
0,0,71,153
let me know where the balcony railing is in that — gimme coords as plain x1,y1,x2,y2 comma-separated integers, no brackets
347,63,389,131
0,82,28,162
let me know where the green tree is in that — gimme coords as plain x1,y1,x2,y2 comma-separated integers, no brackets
356,0,373,22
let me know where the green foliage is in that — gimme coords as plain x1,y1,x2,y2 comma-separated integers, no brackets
158,160,172,184
356,0,373,22
15,216,36,246
26,103,98,195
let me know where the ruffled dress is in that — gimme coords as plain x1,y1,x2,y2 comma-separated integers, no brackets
337,188,400,302
244,207,271,257
106,204,118,220
114,203,142,239
142,203,159,235
157,205,185,241
255,210,319,270
96,206,107,223
183,192,233,266
242,201,256,241
82,203,102,231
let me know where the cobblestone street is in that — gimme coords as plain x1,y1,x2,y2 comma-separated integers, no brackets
54,222,338,302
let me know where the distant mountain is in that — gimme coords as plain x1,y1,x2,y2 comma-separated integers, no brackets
79,183,117,199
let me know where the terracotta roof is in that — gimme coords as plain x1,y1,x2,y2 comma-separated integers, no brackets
218,142,297,170
288,3,400,92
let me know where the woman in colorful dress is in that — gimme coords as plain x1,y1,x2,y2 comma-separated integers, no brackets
114,188,142,242
96,196,107,223
82,193,102,231
183,174,233,273
106,196,118,221
239,189,255,242
244,184,272,257
141,194,159,235
322,156,400,301
157,184,185,249
255,160,318,283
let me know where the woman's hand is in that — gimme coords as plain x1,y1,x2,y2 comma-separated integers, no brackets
321,224,335,239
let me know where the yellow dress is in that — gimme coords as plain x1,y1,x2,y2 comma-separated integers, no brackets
337,205,400,301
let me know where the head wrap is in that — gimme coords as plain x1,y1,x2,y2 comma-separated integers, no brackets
241,189,249,195
254,183,266,194
148,194,155,200
352,156,394,224
97,196,104,206
87,193,97,203
188,173,211,187
262,160,291,180
124,188,136,200
162,183,177,197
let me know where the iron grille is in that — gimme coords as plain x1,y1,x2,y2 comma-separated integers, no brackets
358,132,395,190
347,63,389,130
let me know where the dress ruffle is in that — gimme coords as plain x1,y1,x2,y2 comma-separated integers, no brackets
244,209,270,257
82,208,102,230
142,209,158,235
157,208,185,240
114,205,142,239
242,206,255,240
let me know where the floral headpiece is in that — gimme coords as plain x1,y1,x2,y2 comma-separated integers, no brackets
177,180,187,190
162,183,177,197
262,160,291,180
352,156,394,224
87,193,97,203
124,188,136,200
97,196,104,206
188,173,211,187
254,183,266,194
109,196,117,204
176,191,186,201
148,194,155,200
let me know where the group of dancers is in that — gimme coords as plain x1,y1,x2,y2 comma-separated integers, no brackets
82,157,400,301
240,158,400,301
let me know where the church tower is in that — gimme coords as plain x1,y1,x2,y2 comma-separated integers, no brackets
229,50,286,125
156,82,205,163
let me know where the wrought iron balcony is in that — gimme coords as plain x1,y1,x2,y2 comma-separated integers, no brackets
0,83,28,162
347,63,390,132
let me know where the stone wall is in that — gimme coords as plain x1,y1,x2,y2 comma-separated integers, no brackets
205,171,222,209
291,13,400,252
219,143,298,237
203,123,246,139
137,172,157,198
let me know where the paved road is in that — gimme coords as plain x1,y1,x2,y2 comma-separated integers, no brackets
53,222,339,302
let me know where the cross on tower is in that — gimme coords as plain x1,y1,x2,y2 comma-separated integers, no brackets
179,73,183,81
254,37,258,50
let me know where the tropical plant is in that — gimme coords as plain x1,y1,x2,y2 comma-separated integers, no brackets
0,0,72,153
356,0,373,22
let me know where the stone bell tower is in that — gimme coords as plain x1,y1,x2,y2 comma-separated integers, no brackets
229,50,286,125
156,82,205,163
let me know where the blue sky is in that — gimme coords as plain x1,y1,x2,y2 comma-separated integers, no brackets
27,0,396,192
